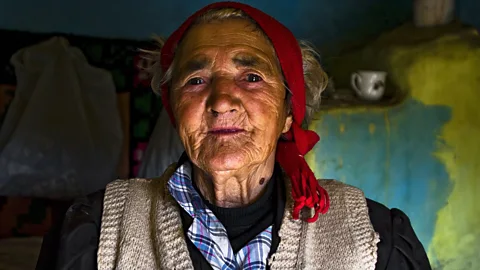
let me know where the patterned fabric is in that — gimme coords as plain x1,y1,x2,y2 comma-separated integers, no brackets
167,162,273,270
131,53,162,176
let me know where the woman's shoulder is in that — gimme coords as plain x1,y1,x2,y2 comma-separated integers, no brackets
37,164,180,269
317,179,368,203
367,199,431,270
316,179,431,269
366,199,432,269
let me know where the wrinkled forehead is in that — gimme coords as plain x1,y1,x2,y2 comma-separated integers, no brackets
178,18,269,51
173,18,279,72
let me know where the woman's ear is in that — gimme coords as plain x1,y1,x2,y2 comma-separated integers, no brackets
282,114,293,133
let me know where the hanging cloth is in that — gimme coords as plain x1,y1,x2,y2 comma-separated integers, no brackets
0,37,123,199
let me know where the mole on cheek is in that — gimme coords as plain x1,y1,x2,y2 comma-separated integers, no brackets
259,178,265,185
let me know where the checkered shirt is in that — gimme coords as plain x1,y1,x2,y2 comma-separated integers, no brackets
167,161,273,270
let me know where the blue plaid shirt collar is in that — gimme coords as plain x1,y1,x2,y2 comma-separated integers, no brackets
167,161,273,270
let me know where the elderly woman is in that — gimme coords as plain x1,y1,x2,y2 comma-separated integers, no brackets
37,2,431,270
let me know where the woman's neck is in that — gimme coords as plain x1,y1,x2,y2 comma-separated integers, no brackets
193,154,276,208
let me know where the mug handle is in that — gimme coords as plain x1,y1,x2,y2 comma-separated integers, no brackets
351,72,362,95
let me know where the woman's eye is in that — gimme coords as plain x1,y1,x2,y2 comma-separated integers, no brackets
246,74,263,83
187,78,205,85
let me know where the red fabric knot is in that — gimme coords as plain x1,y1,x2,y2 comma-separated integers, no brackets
278,122,329,222
276,134,330,223
292,123,319,155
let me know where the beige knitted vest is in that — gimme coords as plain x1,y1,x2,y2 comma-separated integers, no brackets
98,165,379,270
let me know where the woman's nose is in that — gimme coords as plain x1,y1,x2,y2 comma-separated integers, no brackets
207,77,241,116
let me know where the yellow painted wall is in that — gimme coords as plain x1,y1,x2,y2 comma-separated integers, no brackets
402,29,480,270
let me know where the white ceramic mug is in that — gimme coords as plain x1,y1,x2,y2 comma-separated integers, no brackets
351,71,387,101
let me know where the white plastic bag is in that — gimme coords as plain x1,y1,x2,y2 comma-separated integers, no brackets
0,37,123,199
137,108,184,178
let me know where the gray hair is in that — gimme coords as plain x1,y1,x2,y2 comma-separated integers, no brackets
144,8,328,127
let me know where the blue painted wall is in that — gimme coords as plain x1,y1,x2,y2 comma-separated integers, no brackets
1,0,477,52
313,99,452,252
0,0,412,53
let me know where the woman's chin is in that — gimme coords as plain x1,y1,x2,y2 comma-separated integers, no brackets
201,152,249,172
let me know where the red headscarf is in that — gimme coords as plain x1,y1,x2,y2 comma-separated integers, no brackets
160,2,329,222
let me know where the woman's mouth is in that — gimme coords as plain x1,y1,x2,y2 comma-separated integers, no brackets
208,128,245,136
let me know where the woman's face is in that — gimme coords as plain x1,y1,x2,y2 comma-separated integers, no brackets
170,18,293,174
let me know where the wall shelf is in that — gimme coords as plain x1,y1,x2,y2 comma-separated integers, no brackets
320,88,405,110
